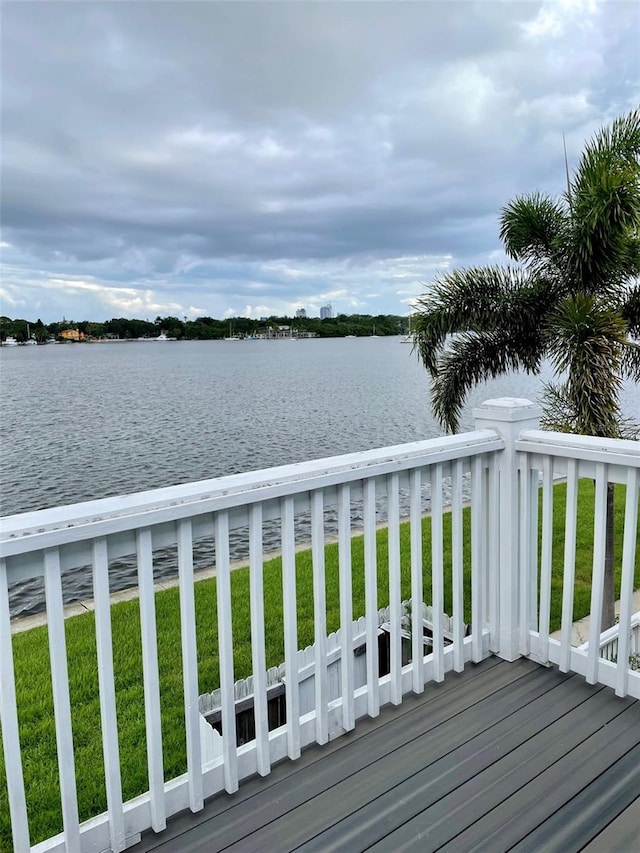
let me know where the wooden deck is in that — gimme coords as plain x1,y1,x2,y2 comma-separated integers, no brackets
136,657,640,852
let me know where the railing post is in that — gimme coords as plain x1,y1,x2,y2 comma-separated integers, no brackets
473,398,542,662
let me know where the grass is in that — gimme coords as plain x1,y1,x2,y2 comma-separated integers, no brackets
1,480,638,848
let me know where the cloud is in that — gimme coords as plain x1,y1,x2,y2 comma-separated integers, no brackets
1,1,638,322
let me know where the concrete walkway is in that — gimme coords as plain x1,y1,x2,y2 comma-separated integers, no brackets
549,588,640,647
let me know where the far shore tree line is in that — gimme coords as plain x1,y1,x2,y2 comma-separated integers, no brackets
0,312,408,342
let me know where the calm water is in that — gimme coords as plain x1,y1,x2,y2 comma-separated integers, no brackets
1,337,637,616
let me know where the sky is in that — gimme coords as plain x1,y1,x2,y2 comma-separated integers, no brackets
1,1,639,325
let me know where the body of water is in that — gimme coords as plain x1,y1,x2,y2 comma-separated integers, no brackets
1,337,638,617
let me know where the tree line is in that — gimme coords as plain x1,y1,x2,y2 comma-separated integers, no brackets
0,312,409,342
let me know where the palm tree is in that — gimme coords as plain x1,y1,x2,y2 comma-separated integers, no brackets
413,109,640,630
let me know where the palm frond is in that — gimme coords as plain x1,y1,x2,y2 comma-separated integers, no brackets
568,109,640,293
412,266,554,375
430,329,545,433
621,340,640,382
621,283,640,337
547,294,627,436
539,382,579,433
541,381,639,438
499,191,567,269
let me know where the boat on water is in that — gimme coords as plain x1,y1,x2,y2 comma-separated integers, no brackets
1,336,19,346
138,331,177,341
224,322,242,341
399,315,414,342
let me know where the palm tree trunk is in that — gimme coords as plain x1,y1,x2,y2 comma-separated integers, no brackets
601,483,616,631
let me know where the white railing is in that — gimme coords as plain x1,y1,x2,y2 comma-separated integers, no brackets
576,612,640,665
516,429,640,699
0,429,501,853
1,397,638,853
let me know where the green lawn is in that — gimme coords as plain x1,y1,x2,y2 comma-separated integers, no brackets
1,480,638,848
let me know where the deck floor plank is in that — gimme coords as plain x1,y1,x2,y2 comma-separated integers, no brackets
135,657,524,852
207,664,560,853
134,659,640,853
581,793,640,853
437,700,640,853
303,679,618,852
512,745,640,853
363,688,636,853
134,656,507,851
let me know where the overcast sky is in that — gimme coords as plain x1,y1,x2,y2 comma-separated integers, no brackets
1,1,638,324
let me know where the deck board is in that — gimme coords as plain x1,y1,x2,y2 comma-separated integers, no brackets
376,693,637,852
581,793,640,852
513,745,640,853
308,678,620,852
135,658,640,853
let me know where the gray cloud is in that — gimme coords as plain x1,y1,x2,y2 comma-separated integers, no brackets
1,0,638,322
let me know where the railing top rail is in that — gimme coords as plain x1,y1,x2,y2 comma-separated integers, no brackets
516,429,640,468
1,430,502,553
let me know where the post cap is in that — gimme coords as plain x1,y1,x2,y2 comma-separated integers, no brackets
473,397,543,423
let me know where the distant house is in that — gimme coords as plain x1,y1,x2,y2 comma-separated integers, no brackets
59,329,86,342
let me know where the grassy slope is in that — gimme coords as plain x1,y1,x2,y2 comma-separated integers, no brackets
1,480,638,847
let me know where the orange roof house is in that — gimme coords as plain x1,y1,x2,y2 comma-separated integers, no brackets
59,329,86,342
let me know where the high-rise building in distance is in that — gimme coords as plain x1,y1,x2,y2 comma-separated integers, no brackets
320,304,333,320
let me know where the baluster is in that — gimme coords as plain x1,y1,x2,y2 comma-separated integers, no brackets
215,510,238,792
43,546,80,853
528,467,540,632
519,458,532,656
311,490,329,743
451,459,464,673
487,455,499,654
337,484,354,731
559,459,578,673
410,468,424,692
363,478,379,717
387,472,402,704
92,537,125,851
471,456,484,663
281,496,300,758
431,464,444,683
136,528,166,831
177,519,203,810
482,461,490,633
586,464,608,684
615,467,638,697
538,456,554,663
249,503,270,775
0,559,30,853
